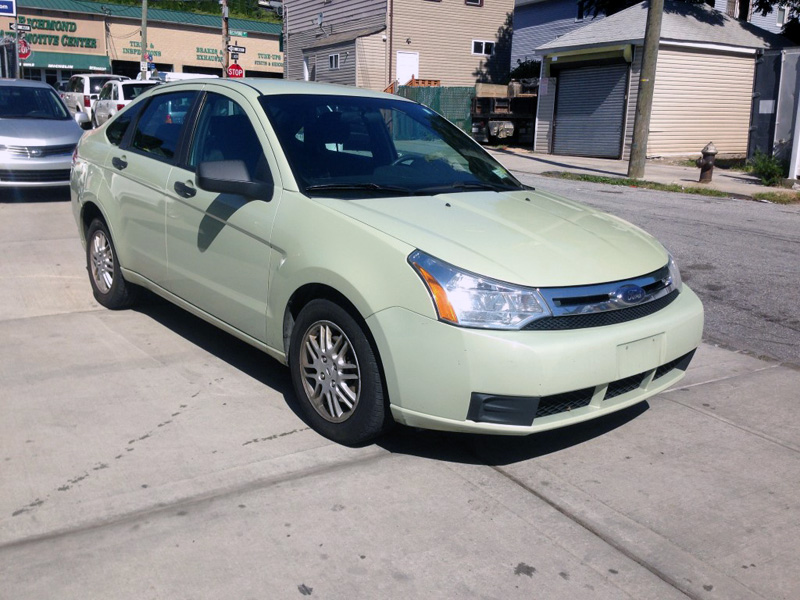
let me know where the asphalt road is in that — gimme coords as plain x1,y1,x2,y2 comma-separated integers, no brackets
515,173,800,367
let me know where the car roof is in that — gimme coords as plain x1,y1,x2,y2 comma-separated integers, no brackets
164,78,400,101
0,78,58,90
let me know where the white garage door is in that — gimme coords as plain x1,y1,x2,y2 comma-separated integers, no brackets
649,47,755,156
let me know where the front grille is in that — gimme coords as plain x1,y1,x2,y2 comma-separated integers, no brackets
467,350,696,426
604,372,647,400
653,350,695,381
524,289,679,331
0,169,72,183
536,388,594,417
2,144,75,158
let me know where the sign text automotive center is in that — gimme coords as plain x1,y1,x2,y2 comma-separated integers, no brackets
2,2,282,78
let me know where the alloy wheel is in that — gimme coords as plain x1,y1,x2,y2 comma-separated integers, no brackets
300,320,361,423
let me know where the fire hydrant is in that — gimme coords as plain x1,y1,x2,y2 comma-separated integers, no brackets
696,142,718,183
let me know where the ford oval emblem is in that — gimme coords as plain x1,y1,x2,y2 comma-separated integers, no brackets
614,284,646,305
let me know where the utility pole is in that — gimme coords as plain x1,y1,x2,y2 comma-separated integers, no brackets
141,0,148,79
627,0,663,179
221,0,229,77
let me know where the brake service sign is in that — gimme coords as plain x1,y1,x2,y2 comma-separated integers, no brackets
0,0,17,17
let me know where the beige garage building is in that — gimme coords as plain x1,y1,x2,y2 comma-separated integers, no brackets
533,0,787,159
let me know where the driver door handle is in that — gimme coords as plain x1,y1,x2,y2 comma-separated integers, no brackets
174,181,197,198
111,156,127,170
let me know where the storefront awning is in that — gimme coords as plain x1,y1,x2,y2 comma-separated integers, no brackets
22,51,110,72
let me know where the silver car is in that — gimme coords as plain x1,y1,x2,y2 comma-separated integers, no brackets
0,79,87,188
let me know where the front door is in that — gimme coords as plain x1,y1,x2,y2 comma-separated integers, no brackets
396,51,419,86
165,90,282,343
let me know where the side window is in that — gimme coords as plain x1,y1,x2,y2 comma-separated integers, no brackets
131,90,198,161
106,100,145,147
99,84,111,101
69,77,80,93
188,92,269,182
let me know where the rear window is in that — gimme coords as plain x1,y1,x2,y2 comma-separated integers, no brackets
123,83,158,101
90,77,117,94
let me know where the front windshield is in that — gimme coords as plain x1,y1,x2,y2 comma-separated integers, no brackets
259,94,523,197
0,86,71,120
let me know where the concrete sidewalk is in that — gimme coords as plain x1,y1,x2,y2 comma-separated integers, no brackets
489,148,787,199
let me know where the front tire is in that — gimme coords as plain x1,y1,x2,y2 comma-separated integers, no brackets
289,299,389,446
86,219,137,309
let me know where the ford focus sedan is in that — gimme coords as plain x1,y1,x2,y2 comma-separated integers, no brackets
70,79,703,446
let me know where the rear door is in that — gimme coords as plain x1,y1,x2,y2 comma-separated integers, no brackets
104,89,200,285
164,89,282,342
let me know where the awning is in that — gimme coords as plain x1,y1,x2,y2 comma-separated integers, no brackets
22,51,110,72
305,26,385,50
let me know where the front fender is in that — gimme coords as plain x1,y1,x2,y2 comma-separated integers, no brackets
266,192,437,352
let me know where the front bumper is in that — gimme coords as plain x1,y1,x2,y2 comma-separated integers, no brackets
367,285,704,435
0,154,73,187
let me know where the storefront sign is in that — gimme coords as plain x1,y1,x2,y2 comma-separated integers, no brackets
12,16,98,48
196,47,222,63
255,52,283,68
124,40,161,58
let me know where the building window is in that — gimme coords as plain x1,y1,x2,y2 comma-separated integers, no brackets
777,5,788,25
465,0,483,5
472,40,494,55
329,54,340,70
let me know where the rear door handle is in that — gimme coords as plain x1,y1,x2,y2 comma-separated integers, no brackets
174,181,196,198
111,156,127,170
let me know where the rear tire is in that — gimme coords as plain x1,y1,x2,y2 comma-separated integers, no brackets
86,219,137,309
289,299,389,446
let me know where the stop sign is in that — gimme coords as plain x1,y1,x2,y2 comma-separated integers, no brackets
18,39,31,61
227,64,244,78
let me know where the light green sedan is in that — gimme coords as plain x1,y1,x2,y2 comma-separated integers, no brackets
70,79,703,446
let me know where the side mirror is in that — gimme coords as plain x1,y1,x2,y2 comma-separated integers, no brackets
74,112,92,130
197,160,273,201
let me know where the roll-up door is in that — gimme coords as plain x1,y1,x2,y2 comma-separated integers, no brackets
649,48,754,156
552,64,629,158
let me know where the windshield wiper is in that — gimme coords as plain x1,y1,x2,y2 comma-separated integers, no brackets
414,181,521,195
304,183,413,196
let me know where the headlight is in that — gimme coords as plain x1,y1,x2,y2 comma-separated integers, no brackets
408,250,551,329
667,254,683,292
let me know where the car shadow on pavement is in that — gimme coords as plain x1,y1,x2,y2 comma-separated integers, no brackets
131,296,303,419
379,402,649,466
131,295,649,460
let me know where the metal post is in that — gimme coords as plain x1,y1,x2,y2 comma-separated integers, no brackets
14,14,20,79
141,0,148,78
221,0,229,77
627,0,663,179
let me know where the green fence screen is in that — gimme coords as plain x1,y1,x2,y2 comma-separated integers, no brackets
396,86,474,133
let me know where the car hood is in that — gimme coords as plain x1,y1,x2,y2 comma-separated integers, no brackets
0,118,82,146
322,189,668,287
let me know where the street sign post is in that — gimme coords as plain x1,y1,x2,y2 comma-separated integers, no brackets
227,63,244,78
227,45,246,54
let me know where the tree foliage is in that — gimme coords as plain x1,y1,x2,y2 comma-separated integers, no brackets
82,0,281,23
